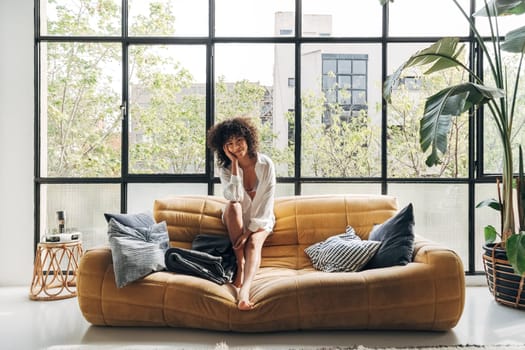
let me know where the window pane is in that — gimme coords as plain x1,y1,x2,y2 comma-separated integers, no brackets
353,76,365,90
338,60,352,74
338,76,351,89
129,45,206,174
353,60,366,74
216,0,295,37
301,44,382,177
323,75,336,90
339,90,351,105
302,0,382,37
128,183,208,213
387,43,469,178
389,183,469,271
483,49,525,174
475,183,501,271
40,42,122,177
352,90,366,105
389,0,470,37
323,60,336,74
40,0,121,36
214,44,295,177
128,0,208,36
40,184,120,250
302,183,381,195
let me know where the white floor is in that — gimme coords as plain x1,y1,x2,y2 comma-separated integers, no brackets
1,285,524,350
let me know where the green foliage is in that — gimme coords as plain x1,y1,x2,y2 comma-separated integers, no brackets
506,233,525,276
46,0,470,181
46,0,486,181
47,0,120,35
46,41,121,177
382,0,525,275
387,66,469,177
301,92,380,177
129,0,176,36
484,225,498,244
128,43,205,174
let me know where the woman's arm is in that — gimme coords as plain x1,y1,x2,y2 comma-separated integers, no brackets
247,157,276,233
219,144,244,202
219,167,244,202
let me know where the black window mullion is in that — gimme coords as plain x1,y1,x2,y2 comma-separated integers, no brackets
470,0,481,274
381,0,389,195
294,0,302,195
120,0,129,213
34,0,42,252
33,0,484,274
207,0,216,195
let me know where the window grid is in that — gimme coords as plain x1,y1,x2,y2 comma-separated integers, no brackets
34,0,498,274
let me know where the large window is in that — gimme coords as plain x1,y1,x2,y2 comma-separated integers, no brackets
36,0,522,274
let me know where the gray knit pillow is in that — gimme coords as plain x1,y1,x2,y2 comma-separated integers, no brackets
305,226,380,272
108,219,169,288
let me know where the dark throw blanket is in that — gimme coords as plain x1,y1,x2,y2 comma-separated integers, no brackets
165,234,236,284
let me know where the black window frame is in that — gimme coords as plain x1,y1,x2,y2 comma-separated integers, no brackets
34,0,500,275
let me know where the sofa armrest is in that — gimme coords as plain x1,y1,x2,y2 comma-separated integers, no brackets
411,236,466,329
77,247,114,325
413,236,463,268
412,235,465,279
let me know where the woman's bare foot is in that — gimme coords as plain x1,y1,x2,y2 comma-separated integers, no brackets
237,287,253,310
238,299,253,310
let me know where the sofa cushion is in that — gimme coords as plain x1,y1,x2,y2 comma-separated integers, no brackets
305,226,381,272
107,219,169,288
363,203,415,269
104,211,155,228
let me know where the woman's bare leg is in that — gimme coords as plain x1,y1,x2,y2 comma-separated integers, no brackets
223,201,245,287
238,230,271,310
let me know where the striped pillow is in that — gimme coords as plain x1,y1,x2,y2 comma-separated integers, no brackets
305,226,380,272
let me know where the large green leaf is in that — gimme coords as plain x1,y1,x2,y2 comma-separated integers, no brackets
419,83,505,166
484,225,499,244
383,38,465,103
420,95,452,167
476,198,503,211
506,233,525,276
474,0,525,16
501,25,525,53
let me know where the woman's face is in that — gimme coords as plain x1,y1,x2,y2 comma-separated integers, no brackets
225,136,248,159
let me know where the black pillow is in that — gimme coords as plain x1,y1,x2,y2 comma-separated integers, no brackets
363,203,415,270
104,211,155,228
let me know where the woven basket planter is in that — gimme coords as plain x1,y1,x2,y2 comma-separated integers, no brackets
482,243,525,309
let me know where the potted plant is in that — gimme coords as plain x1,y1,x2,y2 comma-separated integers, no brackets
379,0,525,305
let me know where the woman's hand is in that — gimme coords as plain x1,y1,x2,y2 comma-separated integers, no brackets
223,144,237,162
224,144,239,175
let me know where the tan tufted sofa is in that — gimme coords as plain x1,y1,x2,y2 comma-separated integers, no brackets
77,194,465,332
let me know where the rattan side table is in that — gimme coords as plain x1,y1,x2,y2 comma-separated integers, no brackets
29,240,83,301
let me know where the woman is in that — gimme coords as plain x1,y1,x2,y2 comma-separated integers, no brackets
207,117,276,311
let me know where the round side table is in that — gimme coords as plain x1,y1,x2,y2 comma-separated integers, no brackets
29,240,83,301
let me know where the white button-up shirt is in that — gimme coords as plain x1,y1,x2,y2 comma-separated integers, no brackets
220,153,276,233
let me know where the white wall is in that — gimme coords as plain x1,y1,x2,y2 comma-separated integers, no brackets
0,0,35,286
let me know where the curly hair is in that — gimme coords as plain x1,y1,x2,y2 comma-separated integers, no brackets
207,117,260,168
